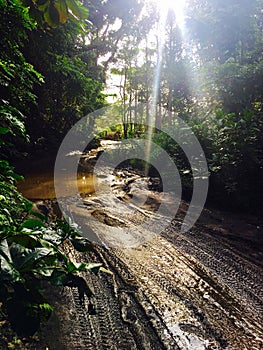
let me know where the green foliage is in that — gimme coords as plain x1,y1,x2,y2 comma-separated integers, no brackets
21,21,106,148
0,159,107,335
0,0,44,157
1,0,106,154
0,103,26,141
0,156,111,336
152,129,193,192
23,0,89,29
195,108,263,209
153,106,263,210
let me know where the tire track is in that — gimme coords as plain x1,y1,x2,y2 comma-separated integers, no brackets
111,236,263,350
163,222,263,324
54,244,175,350
37,163,263,350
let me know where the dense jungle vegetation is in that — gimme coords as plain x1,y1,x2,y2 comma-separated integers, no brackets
0,0,263,343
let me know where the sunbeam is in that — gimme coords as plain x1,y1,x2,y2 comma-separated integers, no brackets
145,0,187,173
157,0,186,28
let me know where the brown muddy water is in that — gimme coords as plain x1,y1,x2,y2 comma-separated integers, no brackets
16,154,97,199
17,170,96,199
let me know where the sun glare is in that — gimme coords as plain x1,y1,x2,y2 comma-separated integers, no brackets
155,0,186,28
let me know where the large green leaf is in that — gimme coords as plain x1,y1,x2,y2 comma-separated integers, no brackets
54,0,67,24
44,3,60,27
8,234,40,249
0,240,22,282
0,257,22,282
86,263,102,274
66,260,77,273
66,261,89,273
39,238,68,263
22,201,34,212
70,236,92,252
20,219,44,229
31,254,58,277
31,211,48,222
11,246,51,271
42,230,64,244
65,0,88,19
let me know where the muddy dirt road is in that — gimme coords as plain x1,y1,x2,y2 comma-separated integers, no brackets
20,144,263,349
35,171,263,350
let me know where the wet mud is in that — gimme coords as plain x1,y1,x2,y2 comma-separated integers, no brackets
19,142,263,350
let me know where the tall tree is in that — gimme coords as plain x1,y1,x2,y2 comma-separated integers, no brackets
185,0,263,113
82,0,143,76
